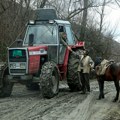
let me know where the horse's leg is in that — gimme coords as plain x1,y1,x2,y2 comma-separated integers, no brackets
101,80,105,98
113,80,119,102
98,77,104,99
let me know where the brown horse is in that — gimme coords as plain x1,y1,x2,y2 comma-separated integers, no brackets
96,62,120,102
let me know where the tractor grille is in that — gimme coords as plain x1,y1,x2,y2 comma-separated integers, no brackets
8,48,28,75
10,69,26,74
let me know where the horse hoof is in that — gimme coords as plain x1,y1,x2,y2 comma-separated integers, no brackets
102,95,104,98
97,97,101,100
98,95,104,100
97,98,101,100
112,100,116,102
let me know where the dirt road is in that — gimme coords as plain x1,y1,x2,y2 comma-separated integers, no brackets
0,80,120,120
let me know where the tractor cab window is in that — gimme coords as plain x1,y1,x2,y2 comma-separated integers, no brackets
23,24,57,45
58,25,75,45
59,26,67,44
58,25,75,64
58,26,67,64
65,25,75,45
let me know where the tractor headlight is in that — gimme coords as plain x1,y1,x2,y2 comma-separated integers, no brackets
9,63,26,69
20,63,26,69
10,63,16,69
49,20,54,24
29,20,35,24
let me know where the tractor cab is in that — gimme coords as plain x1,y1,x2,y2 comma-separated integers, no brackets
23,18,76,64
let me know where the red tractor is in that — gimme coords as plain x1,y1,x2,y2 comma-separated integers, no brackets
0,9,85,98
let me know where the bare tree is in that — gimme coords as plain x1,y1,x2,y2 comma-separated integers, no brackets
80,0,88,40
115,0,120,7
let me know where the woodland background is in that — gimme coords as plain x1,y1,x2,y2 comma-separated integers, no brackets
0,0,120,62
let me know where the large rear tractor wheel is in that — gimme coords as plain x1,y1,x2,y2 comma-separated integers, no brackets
40,61,60,98
0,67,13,97
67,49,82,91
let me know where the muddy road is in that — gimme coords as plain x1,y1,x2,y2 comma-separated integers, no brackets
0,80,120,120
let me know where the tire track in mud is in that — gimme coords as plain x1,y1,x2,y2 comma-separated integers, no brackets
0,80,119,120
25,92,87,120
0,83,87,120
56,92,96,120
104,108,120,120
88,94,120,120
56,81,118,120
56,81,119,120
88,81,120,120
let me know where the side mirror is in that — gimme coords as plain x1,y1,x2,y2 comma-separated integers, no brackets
9,39,23,47
16,39,23,47
29,34,34,46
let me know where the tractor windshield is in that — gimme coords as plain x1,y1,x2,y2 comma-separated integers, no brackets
24,24,57,45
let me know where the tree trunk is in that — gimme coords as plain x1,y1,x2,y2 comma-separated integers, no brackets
80,0,88,41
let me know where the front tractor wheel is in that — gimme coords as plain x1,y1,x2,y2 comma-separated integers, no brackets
67,49,82,91
40,61,60,98
0,74,13,98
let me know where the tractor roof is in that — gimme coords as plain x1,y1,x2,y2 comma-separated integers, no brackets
35,8,70,25
36,9,57,21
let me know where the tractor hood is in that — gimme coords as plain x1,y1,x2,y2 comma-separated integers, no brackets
28,46,48,74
